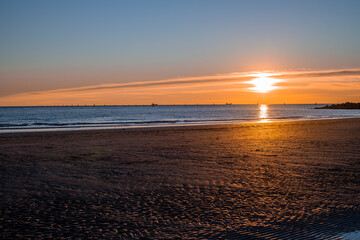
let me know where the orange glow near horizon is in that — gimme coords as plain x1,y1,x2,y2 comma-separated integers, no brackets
0,68,359,106
247,73,281,93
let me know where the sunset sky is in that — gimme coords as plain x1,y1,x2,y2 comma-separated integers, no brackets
1,0,360,106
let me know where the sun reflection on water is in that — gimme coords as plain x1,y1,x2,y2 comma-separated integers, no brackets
259,104,269,122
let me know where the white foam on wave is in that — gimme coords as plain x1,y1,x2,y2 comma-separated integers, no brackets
340,230,360,240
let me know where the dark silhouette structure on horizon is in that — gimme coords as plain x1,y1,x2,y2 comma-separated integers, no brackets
315,102,360,109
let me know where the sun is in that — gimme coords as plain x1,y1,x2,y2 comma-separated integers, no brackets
247,73,281,93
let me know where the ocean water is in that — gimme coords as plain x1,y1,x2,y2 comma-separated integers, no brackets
0,104,360,133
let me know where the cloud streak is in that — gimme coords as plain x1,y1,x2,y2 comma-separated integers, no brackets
26,73,253,95
20,68,360,95
274,69,360,79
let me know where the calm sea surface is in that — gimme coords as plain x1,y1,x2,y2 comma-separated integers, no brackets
0,104,360,133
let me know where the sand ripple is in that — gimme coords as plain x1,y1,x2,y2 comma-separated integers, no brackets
1,119,360,239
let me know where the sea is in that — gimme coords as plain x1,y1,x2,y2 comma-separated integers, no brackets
1,104,360,133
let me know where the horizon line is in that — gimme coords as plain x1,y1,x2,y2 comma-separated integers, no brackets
0,102,351,108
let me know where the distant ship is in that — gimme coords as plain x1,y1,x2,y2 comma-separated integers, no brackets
152,103,158,107
225,102,232,105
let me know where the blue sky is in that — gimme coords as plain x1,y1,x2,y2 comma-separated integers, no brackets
0,0,360,104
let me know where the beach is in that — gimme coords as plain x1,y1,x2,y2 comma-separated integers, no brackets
1,118,360,239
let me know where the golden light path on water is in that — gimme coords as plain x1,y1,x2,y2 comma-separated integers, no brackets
259,104,269,122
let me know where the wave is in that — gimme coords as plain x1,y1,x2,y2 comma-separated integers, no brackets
0,115,357,131
0,117,304,128
0,119,242,129
272,116,302,119
0,123,29,127
0,120,181,129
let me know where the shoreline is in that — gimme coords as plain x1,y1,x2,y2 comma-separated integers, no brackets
1,116,360,134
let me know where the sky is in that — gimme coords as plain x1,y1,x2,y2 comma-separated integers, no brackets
0,0,359,106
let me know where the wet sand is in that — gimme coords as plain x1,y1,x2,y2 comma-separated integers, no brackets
1,119,360,239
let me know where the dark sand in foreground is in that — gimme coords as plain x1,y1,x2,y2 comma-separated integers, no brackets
1,119,360,239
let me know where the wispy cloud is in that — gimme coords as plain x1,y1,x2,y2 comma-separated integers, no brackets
274,69,360,79
7,68,360,96
26,73,254,95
